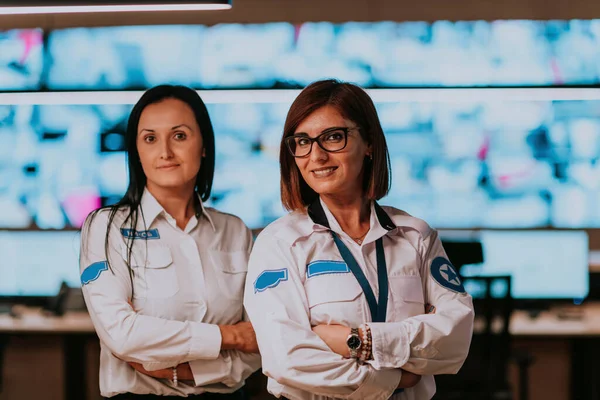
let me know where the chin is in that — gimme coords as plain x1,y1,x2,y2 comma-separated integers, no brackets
307,181,342,197
149,177,191,190
307,178,362,199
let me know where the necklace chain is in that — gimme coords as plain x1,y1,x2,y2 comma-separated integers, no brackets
351,229,369,244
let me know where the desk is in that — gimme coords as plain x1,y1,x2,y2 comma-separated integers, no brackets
510,303,600,337
3,305,600,400
0,309,95,400
504,303,600,400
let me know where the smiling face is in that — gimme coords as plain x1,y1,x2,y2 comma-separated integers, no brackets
137,97,204,193
293,105,371,200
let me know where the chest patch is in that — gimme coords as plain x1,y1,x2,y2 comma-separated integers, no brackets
306,260,350,278
120,228,160,240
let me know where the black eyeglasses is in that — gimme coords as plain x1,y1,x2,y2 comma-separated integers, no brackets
285,127,359,158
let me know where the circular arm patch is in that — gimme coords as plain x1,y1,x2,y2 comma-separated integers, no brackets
430,257,466,294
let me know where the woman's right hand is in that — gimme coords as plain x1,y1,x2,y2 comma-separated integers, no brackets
219,321,260,354
398,370,421,388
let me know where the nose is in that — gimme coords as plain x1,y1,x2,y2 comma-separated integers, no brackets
159,138,174,159
309,142,328,163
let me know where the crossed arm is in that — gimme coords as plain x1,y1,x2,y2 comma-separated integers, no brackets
124,321,259,381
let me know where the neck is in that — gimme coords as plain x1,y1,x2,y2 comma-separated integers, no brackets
146,182,196,230
321,193,371,240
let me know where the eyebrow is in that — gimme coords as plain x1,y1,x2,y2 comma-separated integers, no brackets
139,124,193,134
293,126,347,136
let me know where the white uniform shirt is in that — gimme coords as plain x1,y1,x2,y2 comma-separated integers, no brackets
80,189,261,397
244,198,474,400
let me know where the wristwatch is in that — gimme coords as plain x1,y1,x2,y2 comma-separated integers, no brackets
346,327,362,358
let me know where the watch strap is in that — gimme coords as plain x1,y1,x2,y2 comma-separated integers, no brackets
348,327,361,358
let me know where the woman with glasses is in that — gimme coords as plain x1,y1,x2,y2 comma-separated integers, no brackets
80,85,261,399
244,80,474,400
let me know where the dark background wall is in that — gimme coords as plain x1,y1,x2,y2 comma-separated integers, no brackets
1,0,600,29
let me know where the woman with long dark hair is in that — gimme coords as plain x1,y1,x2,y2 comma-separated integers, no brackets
80,85,260,399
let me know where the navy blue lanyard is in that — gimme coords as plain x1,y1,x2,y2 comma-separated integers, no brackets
331,232,389,323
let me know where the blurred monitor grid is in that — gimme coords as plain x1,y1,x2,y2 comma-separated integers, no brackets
3,99,600,230
4,20,600,90
2,20,600,299
42,21,600,89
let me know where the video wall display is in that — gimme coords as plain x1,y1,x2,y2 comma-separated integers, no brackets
2,20,600,298
41,21,600,89
4,20,600,91
3,98,600,230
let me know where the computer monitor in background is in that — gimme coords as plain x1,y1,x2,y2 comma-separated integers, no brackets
459,230,589,304
0,230,81,298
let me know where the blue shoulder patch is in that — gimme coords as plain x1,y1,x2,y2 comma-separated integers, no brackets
307,260,349,278
430,257,465,294
254,269,288,293
120,228,160,240
81,261,109,285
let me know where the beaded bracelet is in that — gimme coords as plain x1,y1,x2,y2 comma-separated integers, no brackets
359,324,373,362
172,367,178,387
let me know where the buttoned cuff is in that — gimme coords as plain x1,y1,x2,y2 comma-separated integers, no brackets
188,322,222,360
368,322,410,370
189,354,233,387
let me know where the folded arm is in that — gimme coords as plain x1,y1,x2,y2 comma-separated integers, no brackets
244,232,402,400
368,229,475,376
80,212,222,365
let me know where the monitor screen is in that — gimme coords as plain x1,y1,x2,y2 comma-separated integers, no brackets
460,230,589,300
0,230,81,296
0,29,44,91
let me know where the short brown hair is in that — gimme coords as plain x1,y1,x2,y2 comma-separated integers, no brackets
280,79,391,211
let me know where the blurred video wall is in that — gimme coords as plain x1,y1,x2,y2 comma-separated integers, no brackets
2,21,600,230
4,99,600,230
3,20,600,91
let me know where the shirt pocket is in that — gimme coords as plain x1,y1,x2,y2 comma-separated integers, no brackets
126,244,178,299
388,275,425,321
209,250,248,301
305,272,364,326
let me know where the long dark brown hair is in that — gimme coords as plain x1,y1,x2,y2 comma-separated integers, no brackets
82,85,215,296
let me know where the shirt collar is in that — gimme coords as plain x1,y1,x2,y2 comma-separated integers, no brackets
197,198,216,232
306,197,397,242
139,188,216,231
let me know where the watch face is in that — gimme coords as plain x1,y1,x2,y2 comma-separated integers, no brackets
347,335,361,350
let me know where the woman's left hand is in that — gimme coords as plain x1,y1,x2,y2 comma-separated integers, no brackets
312,324,351,358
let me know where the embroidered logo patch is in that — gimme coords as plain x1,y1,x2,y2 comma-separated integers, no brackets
307,260,350,278
254,269,288,293
120,228,160,240
81,261,109,285
430,257,465,294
